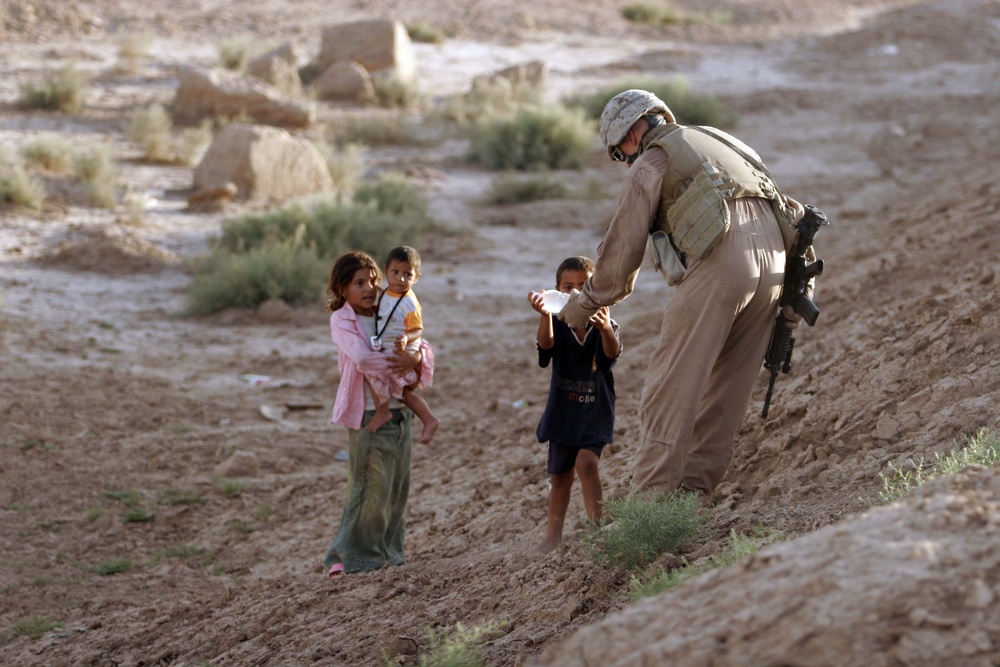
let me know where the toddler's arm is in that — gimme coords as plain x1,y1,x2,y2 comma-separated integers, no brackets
395,327,423,351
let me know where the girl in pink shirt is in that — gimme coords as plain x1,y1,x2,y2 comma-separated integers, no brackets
322,251,425,578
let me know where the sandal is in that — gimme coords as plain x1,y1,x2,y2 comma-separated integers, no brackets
326,563,345,579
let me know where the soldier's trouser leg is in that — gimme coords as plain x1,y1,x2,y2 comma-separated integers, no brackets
632,197,784,495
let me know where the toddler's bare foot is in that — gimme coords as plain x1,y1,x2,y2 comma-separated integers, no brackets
365,407,392,433
417,416,440,445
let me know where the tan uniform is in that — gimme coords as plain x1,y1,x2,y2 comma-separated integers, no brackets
561,130,786,496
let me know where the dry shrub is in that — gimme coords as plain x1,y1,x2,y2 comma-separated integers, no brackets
20,137,73,173
73,146,119,209
18,62,88,113
117,31,154,74
126,104,211,165
0,164,46,210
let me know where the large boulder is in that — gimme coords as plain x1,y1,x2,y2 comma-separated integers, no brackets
532,467,1000,667
313,61,375,103
317,18,416,82
245,41,302,97
172,67,314,128
193,124,331,202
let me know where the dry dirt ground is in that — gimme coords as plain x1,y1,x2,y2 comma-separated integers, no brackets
2,0,1000,665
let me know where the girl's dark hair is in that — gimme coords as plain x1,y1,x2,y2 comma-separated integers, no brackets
555,255,595,284
325,251,382,312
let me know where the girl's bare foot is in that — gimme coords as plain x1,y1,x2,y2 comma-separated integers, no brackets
534,538,562,553
417,416,440,444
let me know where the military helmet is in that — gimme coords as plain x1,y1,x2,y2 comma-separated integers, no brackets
599,89,672,159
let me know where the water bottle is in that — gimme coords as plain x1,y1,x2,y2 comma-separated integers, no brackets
539,289,571,314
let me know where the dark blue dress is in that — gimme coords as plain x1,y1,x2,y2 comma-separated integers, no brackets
536,317,618,447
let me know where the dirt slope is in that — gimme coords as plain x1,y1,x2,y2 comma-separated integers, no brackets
1,0,999,665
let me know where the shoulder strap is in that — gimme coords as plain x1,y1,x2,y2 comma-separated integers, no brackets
686,125,774,179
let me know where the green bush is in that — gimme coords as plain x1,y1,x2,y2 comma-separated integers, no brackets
186,238,327,315
486,173,568,204
580,489,706,569
565,76,738,128
192,173,432,314
18,62,87,113
219,173,430,259
467,105,592,171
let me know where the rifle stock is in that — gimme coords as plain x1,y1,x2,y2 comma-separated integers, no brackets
761,205,829,419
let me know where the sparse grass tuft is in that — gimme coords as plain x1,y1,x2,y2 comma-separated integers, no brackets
18,62,88,113
565,76,738,128
212,477,247,497
126,104,210,166
117,31,154,74
407,22,447,44
310,139,363,197
373,74,425,110
73,145,119,208
621,2,685,25
217,36,270,72
94,558,133,576
467,104,592,171
879,428,1000,503
336,114,430,147
20,137,73,173
156,544,204,559
10,616,63,640
123,508,156,523
103,490,141,507
401,621,506,667
486,173,568,204
160,489,206,506
628,528,780,600
0,164,46,209
580,489,706,569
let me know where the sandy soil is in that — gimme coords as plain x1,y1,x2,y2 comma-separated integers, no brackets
2,0,999,665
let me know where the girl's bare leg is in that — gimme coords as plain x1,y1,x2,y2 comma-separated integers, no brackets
537,469,574,552
575,449,604,525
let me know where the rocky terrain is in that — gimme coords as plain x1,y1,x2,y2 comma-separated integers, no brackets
2,0,999,665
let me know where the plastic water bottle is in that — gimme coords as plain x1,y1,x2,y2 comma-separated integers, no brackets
539,289,571,314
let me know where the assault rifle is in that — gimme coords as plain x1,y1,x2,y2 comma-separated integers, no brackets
761,204,829,419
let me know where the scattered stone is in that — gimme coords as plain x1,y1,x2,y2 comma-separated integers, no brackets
193,124,332,202
173,67,315,128
317,18,416,81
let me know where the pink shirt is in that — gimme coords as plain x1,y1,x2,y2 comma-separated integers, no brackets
328,304,393,429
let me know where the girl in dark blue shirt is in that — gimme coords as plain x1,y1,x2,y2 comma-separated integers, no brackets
527,256,621,552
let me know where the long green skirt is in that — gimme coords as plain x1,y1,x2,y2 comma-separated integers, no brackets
323,408,413,573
